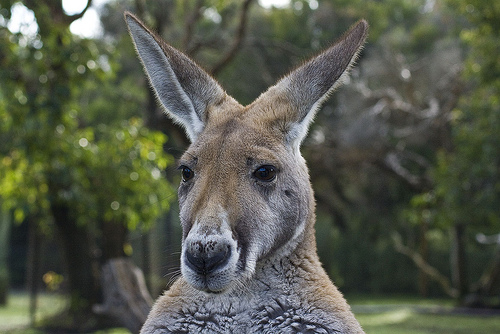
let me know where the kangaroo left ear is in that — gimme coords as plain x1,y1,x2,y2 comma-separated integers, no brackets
125,12,233,142
253,20,368,151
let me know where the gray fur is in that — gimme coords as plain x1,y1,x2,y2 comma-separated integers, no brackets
142,256,350,333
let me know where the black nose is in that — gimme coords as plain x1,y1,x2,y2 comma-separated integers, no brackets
185,244,231,276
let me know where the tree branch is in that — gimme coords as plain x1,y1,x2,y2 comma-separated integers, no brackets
182,0,204,51
66,0,94,24
392,233,459,298
134,0,146,19
210,0,255,76
471,237,500,297
376,152,431,192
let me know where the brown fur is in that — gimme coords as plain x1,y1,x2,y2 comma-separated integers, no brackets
125,12,368,333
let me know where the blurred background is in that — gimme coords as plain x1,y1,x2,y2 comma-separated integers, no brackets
1,0,499,333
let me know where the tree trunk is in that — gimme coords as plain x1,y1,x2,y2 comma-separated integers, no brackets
51,203,100,312
0,206,11,306
97,220,156,332
26,219,42,325
466,242,500,307
94,258,153,334
48,206,150,332
480,247,500,297
451,223,468,302
101,220,127,260
418,220,429,297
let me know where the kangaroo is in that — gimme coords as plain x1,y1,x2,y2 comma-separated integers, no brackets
125,12,368,334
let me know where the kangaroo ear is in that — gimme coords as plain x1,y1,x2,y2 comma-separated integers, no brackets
125,12,228,141
254,20,368,151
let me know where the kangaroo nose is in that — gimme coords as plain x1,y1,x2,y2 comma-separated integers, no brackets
185,242,231,275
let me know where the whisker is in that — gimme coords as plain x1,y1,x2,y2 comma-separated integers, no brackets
166,269,182,287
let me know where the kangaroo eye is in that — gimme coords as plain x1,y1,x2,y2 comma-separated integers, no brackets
254,165,277,182
180,166,194,182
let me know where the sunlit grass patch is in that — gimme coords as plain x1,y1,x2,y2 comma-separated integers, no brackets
354,303,500,334
0,291,67,332
0,292,131,334
360,307,414,326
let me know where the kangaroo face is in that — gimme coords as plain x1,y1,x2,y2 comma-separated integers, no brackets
125,12,368,295
178,116,312,292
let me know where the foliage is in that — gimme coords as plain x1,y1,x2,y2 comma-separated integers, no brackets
398,0,500,301
433,0,500,232
0,2,173,232
0,1,174,320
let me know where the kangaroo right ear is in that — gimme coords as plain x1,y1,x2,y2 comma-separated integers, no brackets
251,20,368,152
125,12,228,141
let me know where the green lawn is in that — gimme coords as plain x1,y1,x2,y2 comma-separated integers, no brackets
0,292,127,334
356,308,500,334
0,291,67,333
1,293,500,334
350,295,500,334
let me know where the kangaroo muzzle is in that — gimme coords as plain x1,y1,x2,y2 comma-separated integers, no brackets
181,218,240,293
184,238,232,276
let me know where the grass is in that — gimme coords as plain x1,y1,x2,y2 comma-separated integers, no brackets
356,309,500,334
0,291,128,334
1,292,500,333
349,295,500,334
0,291,67,333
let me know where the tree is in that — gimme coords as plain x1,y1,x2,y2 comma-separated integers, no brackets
432,0,500,304
384,0,500,303
0,1,173,330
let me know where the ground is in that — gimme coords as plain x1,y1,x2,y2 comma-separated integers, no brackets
1,292,500,334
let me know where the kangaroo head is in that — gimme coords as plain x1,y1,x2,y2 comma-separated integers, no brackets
126,13,368,294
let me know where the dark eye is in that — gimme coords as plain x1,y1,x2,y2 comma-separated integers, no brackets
180,166,194,182
253,165,277,182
